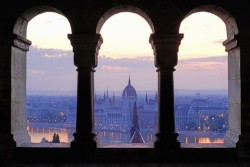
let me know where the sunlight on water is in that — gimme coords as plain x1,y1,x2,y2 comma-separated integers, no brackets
198,138,224,144
184,136,224,144
27,124,225,145
27,125,74,143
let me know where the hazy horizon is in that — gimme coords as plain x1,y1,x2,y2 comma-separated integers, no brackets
26,88,228,96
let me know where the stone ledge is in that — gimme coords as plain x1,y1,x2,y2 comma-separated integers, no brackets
19,142,233,148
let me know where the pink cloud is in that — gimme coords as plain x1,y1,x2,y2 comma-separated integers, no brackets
136,56,154,61
43,53,68,58
27,69,45,76
177,61,227,72
102,66,129,71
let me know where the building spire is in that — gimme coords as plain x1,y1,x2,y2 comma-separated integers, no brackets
106,88,109,98
145,92,148,103
113,93,115,103
130,102,145,143
128,75,131,85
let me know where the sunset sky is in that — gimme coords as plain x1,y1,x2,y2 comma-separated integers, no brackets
27,12,227,94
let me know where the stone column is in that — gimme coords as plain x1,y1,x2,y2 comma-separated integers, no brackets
233,33,250,159
68,34,103,149
0,34,31,158
149,33,183,149
223,35,241,147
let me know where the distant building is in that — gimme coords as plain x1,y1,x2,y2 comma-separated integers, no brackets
26,96,69,123
94,76,158,142
175,95,228,131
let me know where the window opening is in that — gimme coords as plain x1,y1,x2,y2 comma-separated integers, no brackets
25,12,76,147
175,12,228,148
95,12,156,148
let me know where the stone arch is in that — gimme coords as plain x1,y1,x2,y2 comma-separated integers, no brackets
12,6,72,146
13,6,70,38
96,5,155,34
179,5,240,147
182,5,238,38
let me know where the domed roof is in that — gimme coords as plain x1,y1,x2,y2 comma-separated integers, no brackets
122,76,137,97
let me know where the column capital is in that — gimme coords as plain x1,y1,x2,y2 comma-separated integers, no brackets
223,35,238,52
149,33,183,69
12,34,32,51
68,34,103,69
0,34,31,51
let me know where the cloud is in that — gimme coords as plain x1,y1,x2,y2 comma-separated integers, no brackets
27,46,77,91
212,39,226,44
29,46,73,57
27,69,45,76
102,66,129,71
27,46,228,91
175,56,228,90
43,53,68,58
178,55,227,64
177,56,227,72
136,56,154,61
178,61,226,72
97,55,155,71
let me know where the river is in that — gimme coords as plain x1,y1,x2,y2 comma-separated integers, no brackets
27,123,224,144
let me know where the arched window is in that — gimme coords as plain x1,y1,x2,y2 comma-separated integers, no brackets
26,12,76,146
175,9,239,148
95,12,156,148
12,11,76,147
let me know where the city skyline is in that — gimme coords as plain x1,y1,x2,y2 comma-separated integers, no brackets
26,89,228,144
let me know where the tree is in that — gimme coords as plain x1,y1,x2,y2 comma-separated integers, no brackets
56,133,60,143
52,133,60,143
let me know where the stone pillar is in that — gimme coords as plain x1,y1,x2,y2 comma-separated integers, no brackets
68,34,103,149
149,33,183,149
0,34,31,158
11,34,31,146
233,33,250,159
223,35,241,147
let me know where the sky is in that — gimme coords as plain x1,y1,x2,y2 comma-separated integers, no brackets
26,12,227,94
